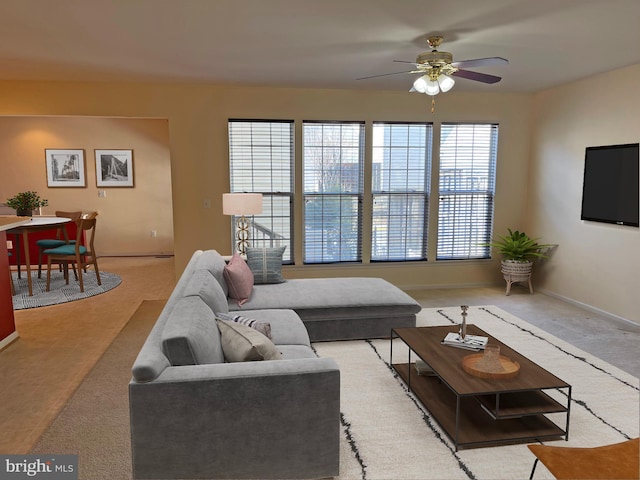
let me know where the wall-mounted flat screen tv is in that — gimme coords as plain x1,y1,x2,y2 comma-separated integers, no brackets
581,143,639,227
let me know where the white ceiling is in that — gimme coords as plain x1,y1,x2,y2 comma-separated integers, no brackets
1,0,639,93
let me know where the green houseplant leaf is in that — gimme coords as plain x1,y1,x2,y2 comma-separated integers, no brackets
484,229,552,262
6,191,48,212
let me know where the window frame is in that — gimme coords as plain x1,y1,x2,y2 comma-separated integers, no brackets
228,119,295,263
371,121,433,262
302,120,365,264
436,122,499,261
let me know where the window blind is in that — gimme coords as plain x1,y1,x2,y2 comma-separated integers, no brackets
303,121,364,263
371,122,432,261
228,119,294,262
437,123,498,260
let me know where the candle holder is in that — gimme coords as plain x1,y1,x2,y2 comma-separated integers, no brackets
459,305,468,340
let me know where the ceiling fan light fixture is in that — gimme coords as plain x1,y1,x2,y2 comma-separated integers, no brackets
438,74,455,92
425,79,440,96
412,75,429,94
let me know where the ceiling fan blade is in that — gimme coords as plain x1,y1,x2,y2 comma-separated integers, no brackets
393,60,419,66
451,57,509,69
356,70,416,80
451,69,502,84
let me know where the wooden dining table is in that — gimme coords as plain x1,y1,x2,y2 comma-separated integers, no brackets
7,216,72,296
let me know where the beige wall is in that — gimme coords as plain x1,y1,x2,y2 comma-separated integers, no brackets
0,116,173,255
529,64,640,322
0,81,532,290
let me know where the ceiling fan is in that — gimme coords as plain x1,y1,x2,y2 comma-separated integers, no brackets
359,35,508,104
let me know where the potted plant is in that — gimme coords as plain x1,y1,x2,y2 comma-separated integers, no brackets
484,229,553,289
6,191,48,216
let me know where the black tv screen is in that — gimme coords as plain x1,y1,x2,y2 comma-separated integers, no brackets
581,143,639,227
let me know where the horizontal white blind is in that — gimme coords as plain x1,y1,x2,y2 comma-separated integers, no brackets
372,122,432,261
303,121,364,263
228,120,294,262
437,123,498,260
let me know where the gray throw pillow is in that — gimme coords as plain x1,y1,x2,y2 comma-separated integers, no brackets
217,319,282,362
215,312,272,339
246,246,286,284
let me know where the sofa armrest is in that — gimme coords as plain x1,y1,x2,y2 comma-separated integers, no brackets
129,358,340,479
149,356,338,382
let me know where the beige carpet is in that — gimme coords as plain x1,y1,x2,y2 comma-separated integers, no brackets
31,305,639,480
31,300,164,479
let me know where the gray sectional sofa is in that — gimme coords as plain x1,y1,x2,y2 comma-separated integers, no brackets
129,249,421,479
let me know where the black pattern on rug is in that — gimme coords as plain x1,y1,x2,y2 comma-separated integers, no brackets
340,413,368,480
11,270,122,309
436,306,638,440
365,339,477,480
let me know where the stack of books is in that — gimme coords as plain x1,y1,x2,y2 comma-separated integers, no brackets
441,332,488,351
415,358,435,376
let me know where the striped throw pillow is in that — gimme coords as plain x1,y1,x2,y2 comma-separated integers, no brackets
215,312,272,339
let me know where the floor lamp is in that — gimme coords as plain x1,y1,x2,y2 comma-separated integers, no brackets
222,193,263,255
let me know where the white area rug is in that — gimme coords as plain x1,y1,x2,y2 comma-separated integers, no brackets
314,306,640,480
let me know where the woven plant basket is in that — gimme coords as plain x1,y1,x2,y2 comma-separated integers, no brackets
501,260,533,281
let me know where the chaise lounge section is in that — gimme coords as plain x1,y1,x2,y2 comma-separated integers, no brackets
196,249,422,341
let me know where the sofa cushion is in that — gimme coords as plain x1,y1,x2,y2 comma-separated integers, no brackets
194,249,229,297
223,253,254,306
217,319,282,362
277,344,319,360
215,312,272,339
246,246,287,284
239,309,311,346
183,269,229,314
161,297,225,366
232,278,421,320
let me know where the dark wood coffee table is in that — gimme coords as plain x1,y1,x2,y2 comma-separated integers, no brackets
391,325,571,451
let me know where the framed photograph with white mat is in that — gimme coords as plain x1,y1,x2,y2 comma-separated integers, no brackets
95,149,134,187
45,149,86,187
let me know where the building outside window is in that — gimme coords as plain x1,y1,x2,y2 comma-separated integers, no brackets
437,123,498,260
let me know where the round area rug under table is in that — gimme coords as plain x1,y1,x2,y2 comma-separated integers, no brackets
11,270,122,310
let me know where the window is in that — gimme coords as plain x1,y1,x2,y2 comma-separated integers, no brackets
228,120,294,262
371,122,432,261
303,121,364,263
437,123,498,260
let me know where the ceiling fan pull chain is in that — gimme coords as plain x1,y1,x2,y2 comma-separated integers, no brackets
431,96,436,114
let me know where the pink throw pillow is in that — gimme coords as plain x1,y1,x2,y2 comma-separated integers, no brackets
223,253,254,306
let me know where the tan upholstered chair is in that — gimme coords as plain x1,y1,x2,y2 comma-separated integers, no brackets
528,438,639,479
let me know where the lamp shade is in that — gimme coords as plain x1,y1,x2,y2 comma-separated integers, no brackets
223,193,263,215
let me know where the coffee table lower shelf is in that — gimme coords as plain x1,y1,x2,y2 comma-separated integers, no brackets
393,363,567,450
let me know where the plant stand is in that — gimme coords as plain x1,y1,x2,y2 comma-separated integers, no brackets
501,260,533,295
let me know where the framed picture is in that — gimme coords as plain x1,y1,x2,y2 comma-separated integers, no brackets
45,149,86,187
95,149,135,187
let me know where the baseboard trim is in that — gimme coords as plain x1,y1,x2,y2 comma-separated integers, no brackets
536,287,637,326
402,281,501,291
0,331,19,352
